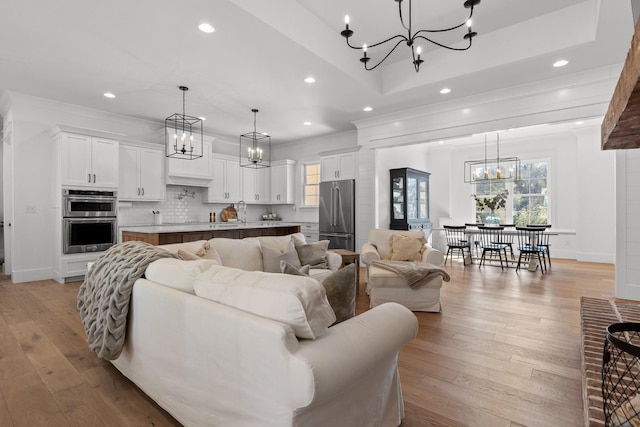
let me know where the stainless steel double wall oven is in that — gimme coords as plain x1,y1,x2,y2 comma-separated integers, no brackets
62,189,117,254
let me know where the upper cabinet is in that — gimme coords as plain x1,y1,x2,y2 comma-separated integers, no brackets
166,139,213,185
119,144,165,201
57,132,119,189
242,166,270,203
270,160,296,204
320,152,357,181
206,155,241,203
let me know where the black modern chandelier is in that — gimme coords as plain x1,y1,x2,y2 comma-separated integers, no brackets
340,0,480,72
165,86,203,160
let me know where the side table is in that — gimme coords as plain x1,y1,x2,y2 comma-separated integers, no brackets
329,249,360,294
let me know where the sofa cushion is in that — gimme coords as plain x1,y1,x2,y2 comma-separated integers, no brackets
389,233,425,261
208,238,263,271
255,232,306,250
320,263,357,325
294,239,330,269
194,265,335,339
262,241,301,273
280,260,310,276
145,258,219,294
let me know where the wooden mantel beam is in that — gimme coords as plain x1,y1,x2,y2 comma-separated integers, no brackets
602,17,640,150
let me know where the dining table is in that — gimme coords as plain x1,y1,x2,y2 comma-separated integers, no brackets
446,227,557,270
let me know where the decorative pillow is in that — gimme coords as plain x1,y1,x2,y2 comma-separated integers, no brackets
200,242,222,265
321,263,357,325
177,248,201,260
294,239,330,269
280,260,310,276
262,241,301,273
194,265,336,339
145,258,219,294
390,234,425,261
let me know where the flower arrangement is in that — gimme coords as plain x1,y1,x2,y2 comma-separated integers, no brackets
475,190,509,212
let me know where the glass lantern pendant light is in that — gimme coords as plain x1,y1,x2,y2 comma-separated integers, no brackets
165,86,203,160
240,108,270,169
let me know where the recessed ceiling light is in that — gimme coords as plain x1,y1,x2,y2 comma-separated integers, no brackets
438,141,444,144
553,59,568,68
304,76,316,83
363,106,373,112
198,116,207,121
303,121,312,126
440,88,451,94
103,92,115,98
198,23,215,33
575,121,584,125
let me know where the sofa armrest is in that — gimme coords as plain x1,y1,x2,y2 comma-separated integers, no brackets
326,252,342,271
422,245,445,266
294,302,417,406
360,243,381,266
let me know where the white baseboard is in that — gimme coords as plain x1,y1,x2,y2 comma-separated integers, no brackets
11,267,53,283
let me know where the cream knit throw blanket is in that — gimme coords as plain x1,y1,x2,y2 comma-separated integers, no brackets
372,260,451,288
77,241,180,360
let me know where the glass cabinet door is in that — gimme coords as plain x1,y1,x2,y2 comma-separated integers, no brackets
418,177,428,220
407,177,417,220
392,176,405,220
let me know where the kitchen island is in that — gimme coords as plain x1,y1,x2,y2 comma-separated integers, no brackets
120,222,301,245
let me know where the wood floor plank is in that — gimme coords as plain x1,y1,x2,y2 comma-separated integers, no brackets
9,321,86,394
0,372,69,427
53,382,127,427
82,364,181,427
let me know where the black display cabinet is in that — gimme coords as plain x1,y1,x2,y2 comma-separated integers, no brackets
389,167,432,233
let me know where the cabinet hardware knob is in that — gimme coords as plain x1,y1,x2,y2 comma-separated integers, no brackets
141,188,144,196
88,174,91,183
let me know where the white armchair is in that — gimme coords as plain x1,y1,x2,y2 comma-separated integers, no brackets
361,229,446,312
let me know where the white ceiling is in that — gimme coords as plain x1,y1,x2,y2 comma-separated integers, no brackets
0,0,634,144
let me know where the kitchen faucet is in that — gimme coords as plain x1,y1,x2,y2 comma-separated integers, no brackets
237,200,247,223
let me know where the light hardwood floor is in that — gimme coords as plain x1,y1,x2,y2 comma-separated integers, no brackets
0,258,615,426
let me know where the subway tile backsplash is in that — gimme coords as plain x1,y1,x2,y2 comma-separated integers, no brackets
118,185,272,226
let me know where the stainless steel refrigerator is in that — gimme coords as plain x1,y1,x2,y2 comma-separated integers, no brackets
319,179,355,251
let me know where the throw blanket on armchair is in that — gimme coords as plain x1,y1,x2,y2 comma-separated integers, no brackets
77,241,180,360
372,260,451,288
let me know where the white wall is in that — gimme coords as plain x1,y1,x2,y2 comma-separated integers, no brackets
615,149,640,300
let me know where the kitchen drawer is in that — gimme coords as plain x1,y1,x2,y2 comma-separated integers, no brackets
300,223,319,243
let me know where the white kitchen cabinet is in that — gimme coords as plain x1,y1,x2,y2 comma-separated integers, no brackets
320,152,356,181
242,166,270,203
166,139,212,184
206,155,241,203
119,144,165,201
270,160,295,204
59,133,119,189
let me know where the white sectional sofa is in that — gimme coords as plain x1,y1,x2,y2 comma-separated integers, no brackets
108,234,419,427
160,232,341,281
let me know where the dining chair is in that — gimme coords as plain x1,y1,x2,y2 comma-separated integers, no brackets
497,224,516,260
477,226,509,270
443,225,472,265
526,224,552,268
515,226,547,274
465,223,484,258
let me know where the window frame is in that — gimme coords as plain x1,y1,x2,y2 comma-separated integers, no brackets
472,157,551,225
301,161,321,208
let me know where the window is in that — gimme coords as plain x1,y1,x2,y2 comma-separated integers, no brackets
303,163,320,207
473,160,549,226
513,162,548,226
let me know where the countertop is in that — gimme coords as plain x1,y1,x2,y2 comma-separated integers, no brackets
120,221,302,234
